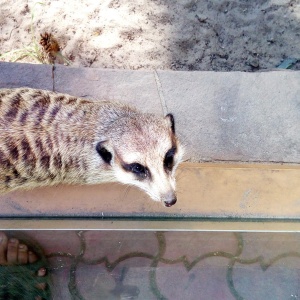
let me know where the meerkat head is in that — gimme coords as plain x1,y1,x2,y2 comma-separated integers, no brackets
95,113,184,207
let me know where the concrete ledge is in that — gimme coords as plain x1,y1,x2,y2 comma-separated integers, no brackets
1,62,300,219
0,61,54,90
54,64,163,114
157,70,300,163
1,62,300,163
1,162,300,219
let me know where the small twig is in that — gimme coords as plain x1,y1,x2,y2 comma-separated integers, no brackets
7,27,16,41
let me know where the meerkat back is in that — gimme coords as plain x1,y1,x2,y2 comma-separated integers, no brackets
0,88,183,207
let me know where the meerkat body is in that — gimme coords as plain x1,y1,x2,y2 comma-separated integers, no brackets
0,88,183,206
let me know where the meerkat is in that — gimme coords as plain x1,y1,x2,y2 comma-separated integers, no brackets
0,88,183,207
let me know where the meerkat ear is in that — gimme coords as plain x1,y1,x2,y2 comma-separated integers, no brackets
165,113,175,134
96,141,113,165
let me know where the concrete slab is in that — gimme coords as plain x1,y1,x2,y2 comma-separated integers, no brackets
54,65,163,114
0,62,54,90
2,62,300,163
1,62,300,219
1,162,300,219
157,70,300,163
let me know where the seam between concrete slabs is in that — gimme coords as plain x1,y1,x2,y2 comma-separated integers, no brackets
51,65,55,92
154,69,168,115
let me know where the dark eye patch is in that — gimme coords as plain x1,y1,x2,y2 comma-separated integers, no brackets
122,163,150,179
96,142,112,165
164,147,177,171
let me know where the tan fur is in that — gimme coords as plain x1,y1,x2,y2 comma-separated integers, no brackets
0,88,183,205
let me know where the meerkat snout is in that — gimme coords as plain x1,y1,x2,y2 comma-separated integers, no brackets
0,88,184,207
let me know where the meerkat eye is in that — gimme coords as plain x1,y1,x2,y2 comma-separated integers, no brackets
130,163,146,175
123,163,149,179
164,147,177,171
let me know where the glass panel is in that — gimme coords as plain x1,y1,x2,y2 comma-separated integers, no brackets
1,229,300,299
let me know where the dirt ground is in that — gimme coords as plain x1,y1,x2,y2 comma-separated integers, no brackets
1,0,300,71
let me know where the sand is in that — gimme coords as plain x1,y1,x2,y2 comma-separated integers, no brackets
0,0,300,71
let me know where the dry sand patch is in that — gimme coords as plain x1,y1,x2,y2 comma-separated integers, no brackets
1,0,300,71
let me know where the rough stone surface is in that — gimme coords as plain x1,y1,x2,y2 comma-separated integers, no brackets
0,62,54,90
157,70,300,163
54,65,163,114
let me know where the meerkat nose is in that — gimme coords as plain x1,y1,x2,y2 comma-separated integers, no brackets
164,196,177,207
